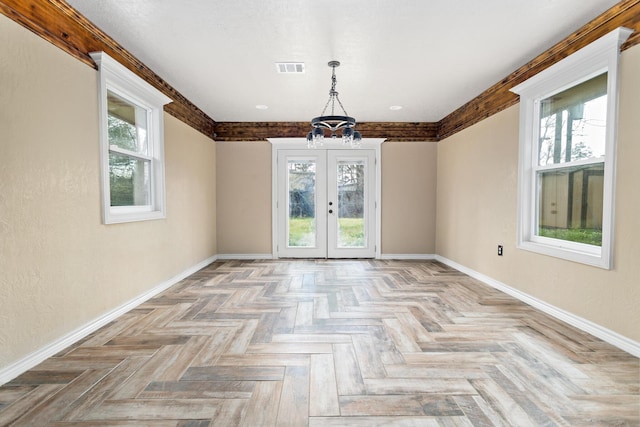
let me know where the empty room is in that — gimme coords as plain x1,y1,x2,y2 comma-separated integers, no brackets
1,0,639,425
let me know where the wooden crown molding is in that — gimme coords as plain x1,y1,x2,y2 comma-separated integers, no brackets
1,0,638,142
438,0,640,140
0,0,216,138
213,122,439,142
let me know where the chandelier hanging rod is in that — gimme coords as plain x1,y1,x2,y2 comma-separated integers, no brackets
307,60,362,148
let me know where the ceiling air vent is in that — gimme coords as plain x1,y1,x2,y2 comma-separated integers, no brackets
276,62,305,74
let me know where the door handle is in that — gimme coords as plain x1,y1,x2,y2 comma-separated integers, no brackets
329,209,333,214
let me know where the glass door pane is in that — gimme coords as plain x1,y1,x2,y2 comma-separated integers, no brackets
288,159,316,247
336,160,365,248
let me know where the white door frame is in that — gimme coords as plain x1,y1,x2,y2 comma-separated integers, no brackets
269,138,384,259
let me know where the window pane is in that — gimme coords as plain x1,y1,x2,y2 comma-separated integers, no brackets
107,91,148,155
538,73,607,166
337,160,365,248
288,160,316,247
537,163,604,246
109,153,151,206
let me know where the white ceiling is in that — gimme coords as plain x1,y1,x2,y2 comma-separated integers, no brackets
67,0,619,123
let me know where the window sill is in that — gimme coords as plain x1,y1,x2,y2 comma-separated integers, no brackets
104,208,166,225
517,238,610,270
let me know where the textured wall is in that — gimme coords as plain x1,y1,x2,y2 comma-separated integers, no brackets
381,141,438,255
0,15,216,370
436,45,640,343
215,141,273,255
215,141,438,256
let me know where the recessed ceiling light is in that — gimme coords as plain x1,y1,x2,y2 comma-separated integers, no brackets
389,105,403,110
255,105,269,110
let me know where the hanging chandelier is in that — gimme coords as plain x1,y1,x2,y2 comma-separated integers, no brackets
307,61,362,148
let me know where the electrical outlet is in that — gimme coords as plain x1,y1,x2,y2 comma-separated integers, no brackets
497,245,503,256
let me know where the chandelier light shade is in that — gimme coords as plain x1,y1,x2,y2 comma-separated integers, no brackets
307,61,362,148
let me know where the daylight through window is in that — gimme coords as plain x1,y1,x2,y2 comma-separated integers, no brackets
91,51,171,224
511,27,631,269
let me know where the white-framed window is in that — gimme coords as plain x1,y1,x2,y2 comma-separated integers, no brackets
90,51,171,224
511,28,631,269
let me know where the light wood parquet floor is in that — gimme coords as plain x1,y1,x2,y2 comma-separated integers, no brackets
1,259,638,426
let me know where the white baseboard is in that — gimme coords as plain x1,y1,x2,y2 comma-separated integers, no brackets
216,254,437,261
435,255,640,358
0,255,218,386
216,253,274,260
379,254,437,260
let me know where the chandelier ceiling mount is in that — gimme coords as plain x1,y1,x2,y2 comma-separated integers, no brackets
307,61,362,148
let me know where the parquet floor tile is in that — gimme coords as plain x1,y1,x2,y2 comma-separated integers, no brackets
1,259,638,426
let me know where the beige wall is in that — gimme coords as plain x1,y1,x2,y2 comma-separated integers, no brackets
215,141,438,256
382,141,437,254
216,141,272,255
0,15,216,369
436,45,640,343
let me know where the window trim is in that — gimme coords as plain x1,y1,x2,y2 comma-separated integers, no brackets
511,28,631,269
90,52,171,224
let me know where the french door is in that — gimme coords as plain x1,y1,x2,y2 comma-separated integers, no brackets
276,149,376,258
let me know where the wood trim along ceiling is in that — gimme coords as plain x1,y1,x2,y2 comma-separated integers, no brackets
1,0,638,142
213,122,440,142
0,0,215,138
438,0,640,140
